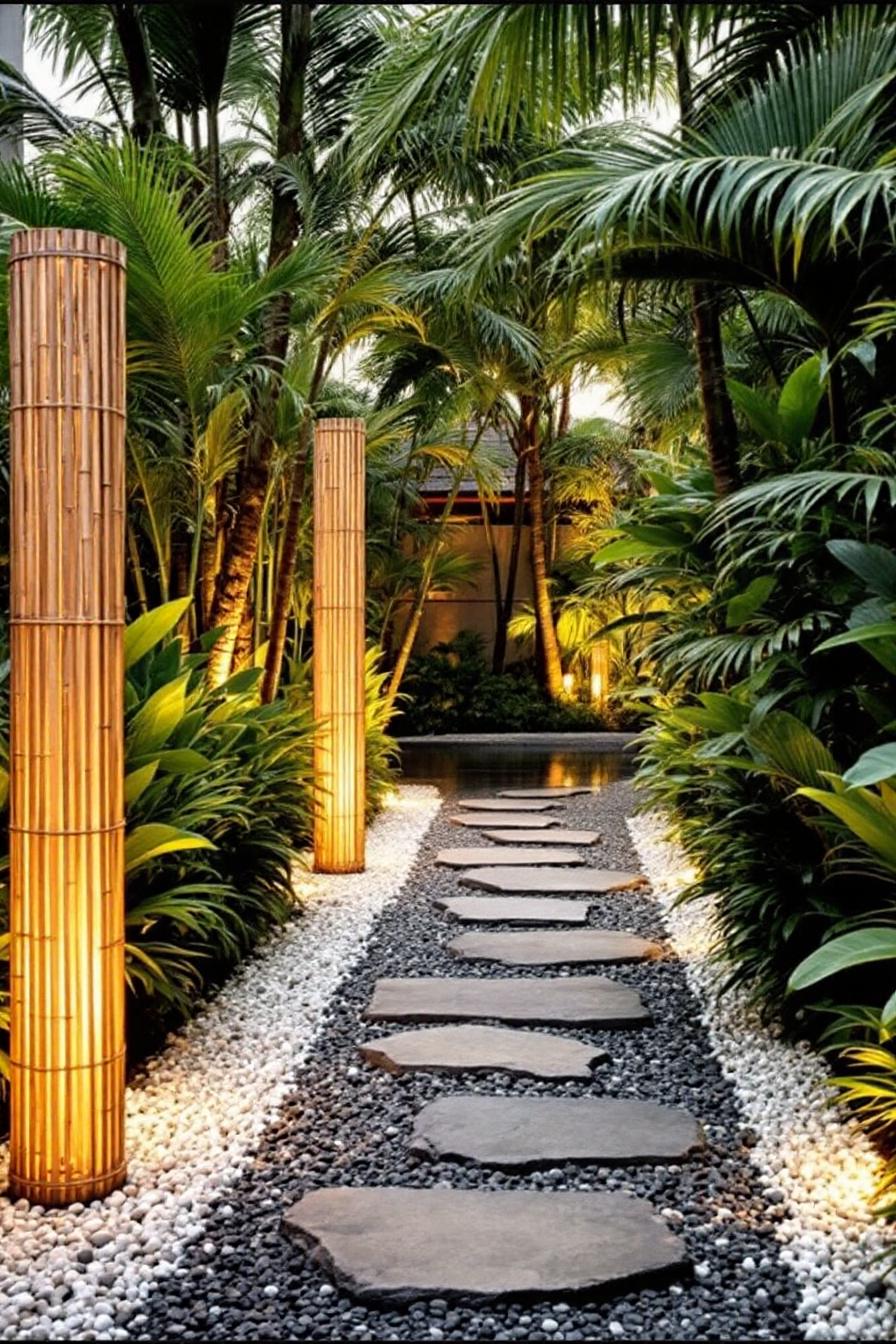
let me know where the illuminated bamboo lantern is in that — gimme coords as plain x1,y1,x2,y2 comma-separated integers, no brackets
312,418,367,873
590,641,611,711
8,228,127,1204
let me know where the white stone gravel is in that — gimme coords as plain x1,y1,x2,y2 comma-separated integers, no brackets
0,784,440,1342
629,811,896,1342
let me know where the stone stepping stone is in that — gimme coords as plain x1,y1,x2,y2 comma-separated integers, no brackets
460,867,647,894
484,828,601,845
436,896,594,924
437,847,586,868
499,787,593,798
455,798,558,812
410,1096,705,1168
359,1024,607,1080
449,929,662,966
364,976,650,1027
283,1187,688,1303
451,813,559,829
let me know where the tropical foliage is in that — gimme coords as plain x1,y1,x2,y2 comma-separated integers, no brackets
2,0,896,1239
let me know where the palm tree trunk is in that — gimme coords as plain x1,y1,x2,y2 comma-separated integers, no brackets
520,396,564,700
691,280,741,495
205,101,229,270
496,450,526,674
206,461,268,684
206,2,312,684
480,497,506,674
260,421,311,702
670,8,741,498
111,2,164,143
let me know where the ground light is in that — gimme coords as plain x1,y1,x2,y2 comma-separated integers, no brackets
8,228,127,1204
312,418,366,874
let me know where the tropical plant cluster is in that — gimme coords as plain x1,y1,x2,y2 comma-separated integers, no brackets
349,1,896,1232
1,0,896,1234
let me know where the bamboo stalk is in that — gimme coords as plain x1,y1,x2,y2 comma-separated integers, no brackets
8,228,127,1205
312,419,366,874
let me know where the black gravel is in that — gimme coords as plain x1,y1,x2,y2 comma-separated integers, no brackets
136,777,802,1343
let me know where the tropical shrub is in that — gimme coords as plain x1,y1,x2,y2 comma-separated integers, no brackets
0,600,404,1090
396,631,619,735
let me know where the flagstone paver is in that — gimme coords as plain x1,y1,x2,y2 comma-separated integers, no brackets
498,787,594,798
483,827,601,845
451,813,559,829
282,1188,689,1303
363,975,651,1027
455,798,559,812
410,1095,705,1168
459,866,648,893
448,928,662,965
359,1023,607,1080
435,895,595,924
437,847,587,868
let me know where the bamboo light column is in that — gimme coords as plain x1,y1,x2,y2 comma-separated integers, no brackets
8,228,127,1204
312,418,366,873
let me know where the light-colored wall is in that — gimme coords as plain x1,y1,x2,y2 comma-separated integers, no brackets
395,518,574,661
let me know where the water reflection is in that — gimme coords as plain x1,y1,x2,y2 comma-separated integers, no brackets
397,741,635,791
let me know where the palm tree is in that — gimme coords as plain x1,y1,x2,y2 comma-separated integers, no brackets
355,3,896,495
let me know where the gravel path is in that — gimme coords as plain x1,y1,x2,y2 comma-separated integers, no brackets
139,778,803,1343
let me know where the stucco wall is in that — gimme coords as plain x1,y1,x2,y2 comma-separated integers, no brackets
394,518,574,661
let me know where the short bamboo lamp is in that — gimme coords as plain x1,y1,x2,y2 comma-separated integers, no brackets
8,228,127,1204
312,418,366,873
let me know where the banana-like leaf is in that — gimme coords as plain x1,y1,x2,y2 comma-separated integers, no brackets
843,744,896,790
124,597,192,669
827,540,896,601
124,762,159,807
797,785,896,871
127,673,191,758
125,823,215,873
777,355,825,446
789,927,896,992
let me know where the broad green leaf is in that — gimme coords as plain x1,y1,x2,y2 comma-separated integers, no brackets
130,748,209,775
777,355,825,446
746,709,838,785
124,762,159,806
797,786,896,871
125,823,215,873
789,928,896,993
842,744,896,789
727,379,783,444
816,621,896,652
827,540,896,601
128,673,190,758
0,765,8,811
125,598,192,669
221,666,264,695
726,575,777,628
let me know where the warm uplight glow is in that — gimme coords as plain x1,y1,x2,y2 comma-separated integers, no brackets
562,672,575,696
590,673,604,702
8,229,127,1204
312,419,366,874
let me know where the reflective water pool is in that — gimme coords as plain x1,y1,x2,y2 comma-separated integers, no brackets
396,737,636,792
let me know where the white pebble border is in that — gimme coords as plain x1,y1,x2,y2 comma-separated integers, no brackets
629,812,896,1342
0,784,441,1342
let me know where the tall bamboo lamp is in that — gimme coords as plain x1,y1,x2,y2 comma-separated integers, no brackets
312,418,366,873
8,228,127,1204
